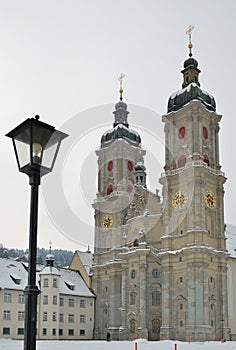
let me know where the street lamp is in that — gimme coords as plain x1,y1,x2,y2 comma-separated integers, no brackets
6,115,68,350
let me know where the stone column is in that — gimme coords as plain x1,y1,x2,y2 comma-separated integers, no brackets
138,245,149,339
119,265,129,340
160,262,173,340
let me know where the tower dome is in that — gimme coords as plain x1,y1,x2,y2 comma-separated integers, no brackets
183,56,199,69
101,99,141,147
167,30,216,113
101,73,141,147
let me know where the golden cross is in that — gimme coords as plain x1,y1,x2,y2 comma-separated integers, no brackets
118,73,125,83
186,25,194,37
118,73,125,100
186,25,194,56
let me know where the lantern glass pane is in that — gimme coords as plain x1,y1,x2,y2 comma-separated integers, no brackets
15,139,30,168
42,142,59,169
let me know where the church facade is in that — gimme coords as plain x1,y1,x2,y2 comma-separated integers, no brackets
92,40,231,341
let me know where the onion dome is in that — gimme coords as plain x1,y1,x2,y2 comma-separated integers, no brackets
101,74,141,147
168,82,216,113
101,99,141,147
39,253,61,275
168,55,216,113
45,254,55,267
168,26,216,113
183,56,199,69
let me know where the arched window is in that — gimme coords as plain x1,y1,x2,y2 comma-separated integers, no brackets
152,291,161,306
108,161,113,171
128,160,133,171
130,292,136,305
177,155,186,168
203,154,210,166
203,127,208,139
130,319,136,333
131,269,136,279
152,268,160,278
178,127,186,139
107,184,113,195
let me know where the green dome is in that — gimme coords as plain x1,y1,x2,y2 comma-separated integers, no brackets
101,124,141,146
101,99,141,147
168,83,216,113
183,57,199,69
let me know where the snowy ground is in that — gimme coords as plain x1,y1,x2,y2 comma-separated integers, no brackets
1,339,236,350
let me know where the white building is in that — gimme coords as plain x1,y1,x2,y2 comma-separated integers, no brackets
0,252,95,340
92,39,233,341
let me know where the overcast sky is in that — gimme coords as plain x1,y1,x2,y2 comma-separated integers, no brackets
1,1,236,252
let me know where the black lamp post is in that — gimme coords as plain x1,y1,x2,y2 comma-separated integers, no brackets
6,115,68,350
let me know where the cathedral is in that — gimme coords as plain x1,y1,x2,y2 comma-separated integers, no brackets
92,32,231,342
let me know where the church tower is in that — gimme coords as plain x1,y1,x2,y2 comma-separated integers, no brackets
92,75,147,340
159,26,230,341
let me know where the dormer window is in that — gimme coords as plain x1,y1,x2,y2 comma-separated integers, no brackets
65,281,75,291
10,275,21,285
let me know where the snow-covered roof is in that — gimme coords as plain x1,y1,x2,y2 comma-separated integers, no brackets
59,268,94,297
39,265,61,276
101,123,141,147
76,250,93,276
0,258,95,298
169,83,214,100
0,258,28,290
168,82,216,113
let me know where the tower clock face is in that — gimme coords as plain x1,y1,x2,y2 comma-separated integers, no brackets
172,191,188,209
102,214,113,229
204,191,215,209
